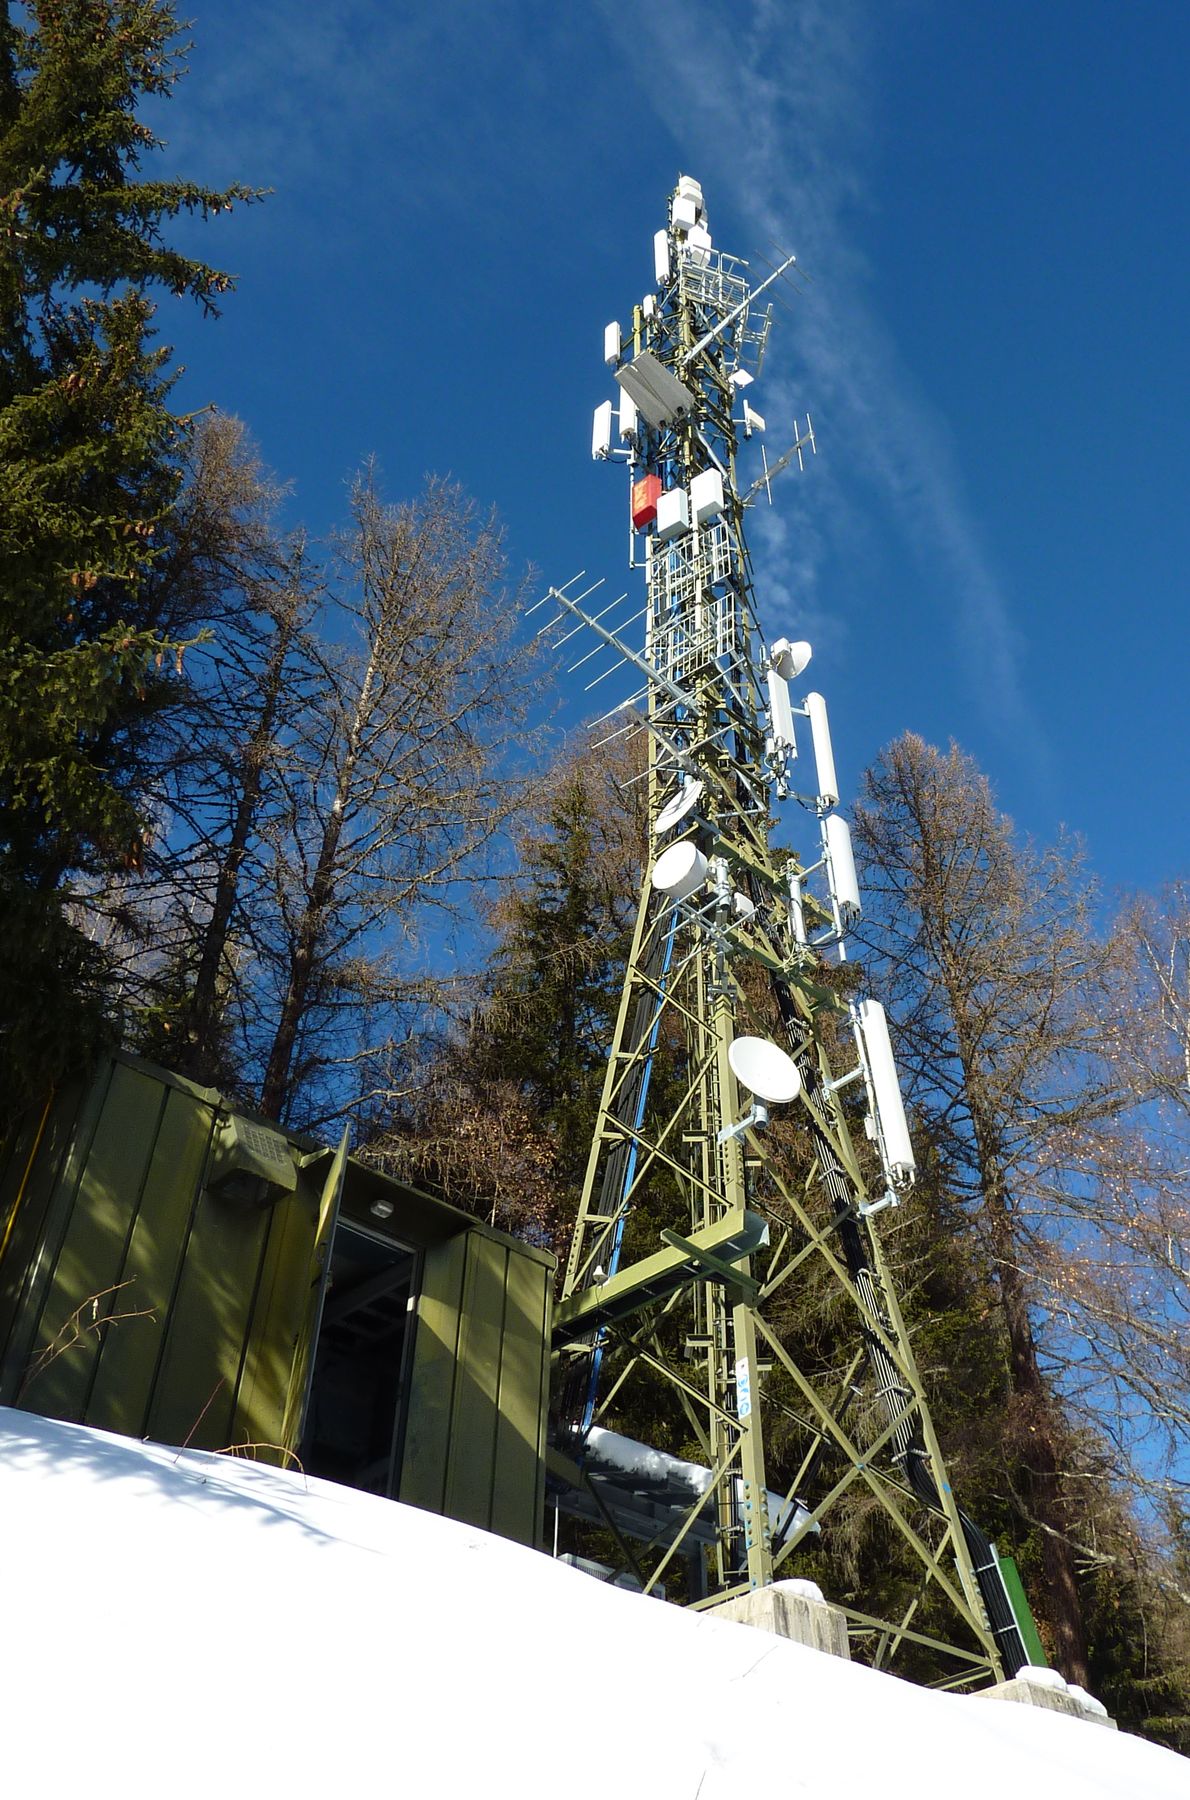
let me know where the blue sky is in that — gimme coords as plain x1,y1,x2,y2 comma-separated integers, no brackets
148,0,1189,899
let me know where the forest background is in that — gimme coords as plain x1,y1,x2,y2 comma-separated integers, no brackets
1,0,1189,1754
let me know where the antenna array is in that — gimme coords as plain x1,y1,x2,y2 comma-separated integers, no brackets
540,177,1030,1687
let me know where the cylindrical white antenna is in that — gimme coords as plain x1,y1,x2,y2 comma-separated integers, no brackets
766,669,796,753
787,866,806,945
654,230,671,286
604,322,621,367
824,813,861,922
591,400,613,461
651,840,708,901
805,692,839,808
619,391,638,446
857,999,916,1185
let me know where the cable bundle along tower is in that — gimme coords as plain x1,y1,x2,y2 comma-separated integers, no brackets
539,177,1034,1688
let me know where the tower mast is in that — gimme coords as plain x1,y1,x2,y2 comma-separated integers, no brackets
543,177,1028,1687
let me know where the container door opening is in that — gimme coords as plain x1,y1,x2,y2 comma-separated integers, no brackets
300,1223,417,1498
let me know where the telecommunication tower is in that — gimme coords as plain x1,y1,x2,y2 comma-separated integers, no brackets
537,177,1035,1688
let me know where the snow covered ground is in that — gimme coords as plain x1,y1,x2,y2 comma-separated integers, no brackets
1,1408,1186,1799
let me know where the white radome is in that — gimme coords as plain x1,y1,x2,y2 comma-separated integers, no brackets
729,1035,803,1105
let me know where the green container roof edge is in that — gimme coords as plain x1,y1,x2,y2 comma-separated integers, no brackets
107,1050,555,1269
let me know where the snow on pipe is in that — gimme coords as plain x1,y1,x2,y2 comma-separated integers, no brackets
583,1425,817,1540
804,691,838,809
766,668,796,753
857,998,916,1185
824,813,861,922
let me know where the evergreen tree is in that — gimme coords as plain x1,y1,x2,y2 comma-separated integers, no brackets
116,413,305,1091
475,738,642,1181
0,0,255,1111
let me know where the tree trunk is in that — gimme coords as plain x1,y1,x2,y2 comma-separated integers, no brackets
258,652,376,1118
177,604,299,1080
973,1114,1090,1684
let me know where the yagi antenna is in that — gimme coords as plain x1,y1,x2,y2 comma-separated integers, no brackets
744,415,817,507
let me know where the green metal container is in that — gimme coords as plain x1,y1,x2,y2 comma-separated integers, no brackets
0,1052,554,1548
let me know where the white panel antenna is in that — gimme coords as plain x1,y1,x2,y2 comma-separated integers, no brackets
766,669,796,752
805,692,839,808
619,391,639,446
743,400,766,437
824,813,861,922
591,400,613,461
654,230,671,287
604,322,621,367
857,999,916,1185
615,351,696,428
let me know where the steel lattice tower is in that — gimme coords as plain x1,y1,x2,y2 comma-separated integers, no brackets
540,177,1031,1688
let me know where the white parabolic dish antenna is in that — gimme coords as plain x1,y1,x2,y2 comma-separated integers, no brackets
728,1036,802,1105
655,780,704,835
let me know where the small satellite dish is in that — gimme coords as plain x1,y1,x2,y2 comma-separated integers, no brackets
655,780,705,835
652,840,708,900
770,638,812,681
728,1036,802,1105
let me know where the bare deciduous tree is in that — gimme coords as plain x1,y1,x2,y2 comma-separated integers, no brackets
853,733,1135,1683
255,472,538,1125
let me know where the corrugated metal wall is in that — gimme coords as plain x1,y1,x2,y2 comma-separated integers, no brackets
0,1057,331,1456
400,1228,553,1544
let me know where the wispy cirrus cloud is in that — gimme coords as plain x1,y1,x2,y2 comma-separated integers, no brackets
593,0,1042,762
148,6,509,224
